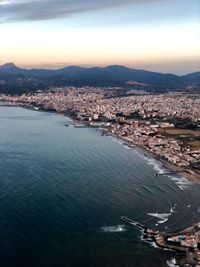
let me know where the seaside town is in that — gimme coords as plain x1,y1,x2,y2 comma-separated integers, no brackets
1,87,200,265
0,86,200,180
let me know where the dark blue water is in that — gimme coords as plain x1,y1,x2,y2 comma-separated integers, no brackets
0,106,200,267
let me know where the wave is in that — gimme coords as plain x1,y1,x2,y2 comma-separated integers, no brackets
140,155,194,191
140,230,160,249
169,175,193,190
166,258,178,267
111,136,193,191
100,225,126,233
134,150,193,191
123,145,131,150
112,137,134,150
170,203,177,213
145,157,166,174
147,212,171,224
147,204,176,225
146,160,193,191
111,138,123,145
149,241,160,249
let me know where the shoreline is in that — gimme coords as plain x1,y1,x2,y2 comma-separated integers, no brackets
1,102,199,183
121,216,200,267
1,103,200,267
62,112,200,184
107,132,200,184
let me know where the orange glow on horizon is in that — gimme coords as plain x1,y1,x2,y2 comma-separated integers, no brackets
0,23,199,74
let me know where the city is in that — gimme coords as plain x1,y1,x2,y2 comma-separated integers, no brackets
0,0,199,266
1,87,200,180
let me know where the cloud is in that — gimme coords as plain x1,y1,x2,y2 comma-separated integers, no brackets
0,0,11,5
0,0,165,23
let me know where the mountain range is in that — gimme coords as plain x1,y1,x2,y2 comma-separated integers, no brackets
0,63,199,94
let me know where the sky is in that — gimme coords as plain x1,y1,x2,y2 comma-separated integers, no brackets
0,0,199,74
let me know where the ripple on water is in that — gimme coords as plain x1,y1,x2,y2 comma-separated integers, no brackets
0,106,200,267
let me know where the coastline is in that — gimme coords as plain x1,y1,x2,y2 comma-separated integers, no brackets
121,216,200,267
1,103,200,267
108,132,200,184
1,102,199,184
64,113,200,184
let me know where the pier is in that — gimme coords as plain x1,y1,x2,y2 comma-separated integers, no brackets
155,170,187,176
121,216,145,229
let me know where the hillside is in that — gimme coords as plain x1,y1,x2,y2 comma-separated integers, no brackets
0,63,199,94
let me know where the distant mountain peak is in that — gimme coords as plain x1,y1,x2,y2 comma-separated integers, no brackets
0,62,199,95
105,65,130,70
0,63,18,70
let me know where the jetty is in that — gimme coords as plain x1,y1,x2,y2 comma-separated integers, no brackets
121,216,144,229
155,170,186,176
74,125,93,128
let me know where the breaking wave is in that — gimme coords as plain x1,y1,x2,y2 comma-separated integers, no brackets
111,137,193,191
100,225,126,233
169,175,193,190
147,204,176,225
147,212,171,224
135,150,193,191
166,258,178,267
139,229,160,249
123,144,131,149
111,138,123,145
145,157,165,174
145,156,193,191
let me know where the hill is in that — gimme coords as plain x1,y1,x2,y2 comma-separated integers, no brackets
0,63,199,94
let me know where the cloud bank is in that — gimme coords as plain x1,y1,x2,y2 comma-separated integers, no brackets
0,0,165,23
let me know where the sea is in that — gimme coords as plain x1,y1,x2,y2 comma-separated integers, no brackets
0,106,200,267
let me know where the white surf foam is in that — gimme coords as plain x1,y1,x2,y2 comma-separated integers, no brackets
170,204,177,213
133,150,168,175
123,144,131,149
146,157,166,174
111,138,124,146
111,138,119,143
100,225,126,233
147,212,171,224
139,229,160,249
138,152,193,191
166,258,178,267
148,204,176,224
112,137,193,191
163,248,174,251
169,175,193,190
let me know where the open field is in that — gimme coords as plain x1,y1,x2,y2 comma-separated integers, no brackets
188,140,200,150
159,128,200,151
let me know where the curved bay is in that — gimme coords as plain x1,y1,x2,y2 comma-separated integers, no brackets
0,106,200,267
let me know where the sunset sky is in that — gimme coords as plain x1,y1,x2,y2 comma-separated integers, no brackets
0,0,199,74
